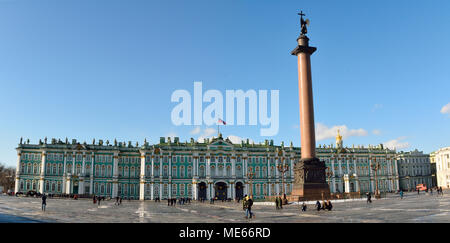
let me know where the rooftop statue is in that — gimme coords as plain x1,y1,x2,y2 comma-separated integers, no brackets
298,11,310,36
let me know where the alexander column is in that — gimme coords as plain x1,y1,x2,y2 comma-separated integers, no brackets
290,11,330,201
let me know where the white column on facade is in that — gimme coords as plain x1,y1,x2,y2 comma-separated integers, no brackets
331,157,336,193
227,182,231,199
139,152,146,201
206,154,211,177
112,152,119,198
232,154,236,178
14,151,22,193
214,157,221,177
206,182,210,199
82,152,86,175
168,153,172,198
90,153,94,195
192,182,197,200
71,152,75,175
159,156,163,179
150,183,154,200
159,182,162,199
79,152,86,194
267,157,271,178
344,174,350,193
39,151,47,194
62,152,67,194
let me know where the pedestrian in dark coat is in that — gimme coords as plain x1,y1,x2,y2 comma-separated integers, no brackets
41,194,47,211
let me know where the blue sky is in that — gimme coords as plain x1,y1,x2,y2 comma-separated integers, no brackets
0,0,449,167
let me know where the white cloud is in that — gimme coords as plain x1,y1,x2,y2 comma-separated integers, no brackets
227,135,254,144
440,103,450,115
315,123,368,141
383,137,410,150
190,126,201,135
372,129,381,135
196,127,218,142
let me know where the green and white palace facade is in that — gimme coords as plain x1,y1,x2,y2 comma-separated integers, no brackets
15,133,431,200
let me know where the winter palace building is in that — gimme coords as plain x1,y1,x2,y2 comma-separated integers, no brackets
14,132,432,200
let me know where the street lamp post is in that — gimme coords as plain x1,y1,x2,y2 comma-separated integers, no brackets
325,167,334,193
276,159,289,197
246,168,254,199
371,158,381,197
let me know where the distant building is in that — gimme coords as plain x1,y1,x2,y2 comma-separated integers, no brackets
396,150,433,191
430,151,438,187
435,147,450,188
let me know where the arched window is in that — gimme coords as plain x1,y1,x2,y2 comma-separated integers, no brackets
58,164,63,175
86,165,90,176
255,167,260,178
211,166,215,177
180,166,185,178
199,165,205,177
154,165,160,177
102,165,106,177
124,166,129,177
218,165,224,177
163,165,168,177
187,166,192,178
172,166,177,178
131,167,136,178
27,163,31,174
226,166,231,177
46,164,51,175
33,163,38,174
107,165,112,177
146,165,151,176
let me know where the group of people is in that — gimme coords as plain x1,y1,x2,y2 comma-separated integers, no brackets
167,197,191,206
275,195,284,209
114,196,123,205
242,195,254,219
315,200,333,211
93,195,106,205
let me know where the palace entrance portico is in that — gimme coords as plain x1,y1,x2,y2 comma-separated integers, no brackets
198,182,207,200
214,182,227,200
235,182,244,199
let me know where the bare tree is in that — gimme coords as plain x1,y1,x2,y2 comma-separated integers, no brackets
0,163,16,193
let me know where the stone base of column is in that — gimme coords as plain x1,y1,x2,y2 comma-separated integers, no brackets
288,157,331,202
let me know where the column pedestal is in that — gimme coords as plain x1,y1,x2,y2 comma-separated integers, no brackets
290,158,330,201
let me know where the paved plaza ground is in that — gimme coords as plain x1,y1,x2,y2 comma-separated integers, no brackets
0,191,449,223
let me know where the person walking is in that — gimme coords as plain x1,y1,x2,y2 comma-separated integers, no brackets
242,195,248,210
366,192,372,203
301,202,307,212
275,196,280,210
400,190,403,199
315,200,321,211
41,194,47,211
326,200,333,211
245,197,254,219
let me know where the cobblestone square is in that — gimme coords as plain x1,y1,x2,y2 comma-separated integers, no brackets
1,191,449,223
